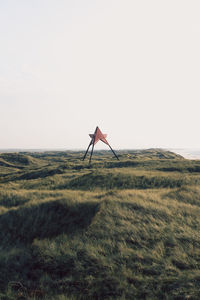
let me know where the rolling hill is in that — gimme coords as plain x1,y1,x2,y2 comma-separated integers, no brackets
1,149,200,299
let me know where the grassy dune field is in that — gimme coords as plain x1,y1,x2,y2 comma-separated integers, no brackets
1,149,200,299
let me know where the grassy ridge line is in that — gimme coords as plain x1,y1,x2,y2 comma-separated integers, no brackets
0,153,47,166
66,170,194,190
1,150,200,185
2,168,200,191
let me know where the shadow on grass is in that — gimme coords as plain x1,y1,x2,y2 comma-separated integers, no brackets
0,192,30,208
0,199,98,244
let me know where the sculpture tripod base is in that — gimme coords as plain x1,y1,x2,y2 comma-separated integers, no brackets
82,127,119,163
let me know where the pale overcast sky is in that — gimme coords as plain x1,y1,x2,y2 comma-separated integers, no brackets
0,0,200,149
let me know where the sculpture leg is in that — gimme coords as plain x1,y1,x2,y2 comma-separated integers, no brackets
83,141,92,160
89,142,95,164
108,144,119,160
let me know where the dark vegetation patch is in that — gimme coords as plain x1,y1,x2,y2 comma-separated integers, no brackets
0,191,29,208
0,199,98,244
15,166,65,181
158,163,200,173
0,153,42,167
0,158,21,169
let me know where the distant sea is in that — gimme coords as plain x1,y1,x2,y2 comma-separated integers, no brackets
170,149,200,160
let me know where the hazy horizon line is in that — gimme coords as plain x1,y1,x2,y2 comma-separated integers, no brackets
0,147,200,152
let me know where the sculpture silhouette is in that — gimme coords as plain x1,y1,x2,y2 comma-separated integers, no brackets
83,126,119,163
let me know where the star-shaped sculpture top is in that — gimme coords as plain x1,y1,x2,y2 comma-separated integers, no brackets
89,127,109,145
83,126,119,162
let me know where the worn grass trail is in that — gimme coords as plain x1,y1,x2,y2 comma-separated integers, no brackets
1,150,200,299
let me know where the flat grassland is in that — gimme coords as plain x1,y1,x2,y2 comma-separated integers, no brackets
1,149,200,299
